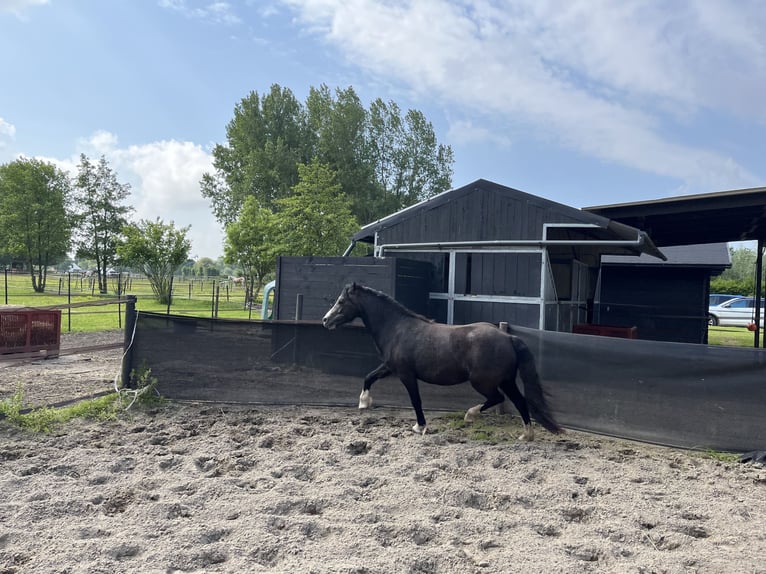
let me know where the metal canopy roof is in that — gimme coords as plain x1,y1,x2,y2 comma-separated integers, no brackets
585,187,766,348
601,243,731,270
584,186,766,247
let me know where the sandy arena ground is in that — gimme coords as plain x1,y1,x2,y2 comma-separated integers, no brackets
1,331,765,573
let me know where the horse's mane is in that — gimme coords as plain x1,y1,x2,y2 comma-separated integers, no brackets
353,284,434,323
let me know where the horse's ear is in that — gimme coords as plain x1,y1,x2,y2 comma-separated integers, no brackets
351,282,357,290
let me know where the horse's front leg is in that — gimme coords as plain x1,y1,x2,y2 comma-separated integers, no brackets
399,374,427,435
359,363,391,409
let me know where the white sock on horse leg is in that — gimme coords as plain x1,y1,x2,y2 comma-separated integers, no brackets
412,423,427,435
358,390,372,409
518,423,535,441
464,404,483,423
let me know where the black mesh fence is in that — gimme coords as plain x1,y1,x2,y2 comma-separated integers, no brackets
131,312,479,411
511,325,766,452
130,311,766,452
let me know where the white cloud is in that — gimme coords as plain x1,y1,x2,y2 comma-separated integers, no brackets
447,119,511,149
115,138,224,260
0,0,48,16
525,0,766,121
48,132,224,259
0,117,16,148
281,0,764,192
159,0,242,26
76,129,119,155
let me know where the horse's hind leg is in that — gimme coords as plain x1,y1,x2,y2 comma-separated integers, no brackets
499,380,534,441
399,374,427,435
359,363,392,409
464,385,505,423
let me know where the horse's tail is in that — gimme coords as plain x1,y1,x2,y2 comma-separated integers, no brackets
510,336,563,434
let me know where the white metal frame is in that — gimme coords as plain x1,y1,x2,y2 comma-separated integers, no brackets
422,247,547,326
372,223,642,328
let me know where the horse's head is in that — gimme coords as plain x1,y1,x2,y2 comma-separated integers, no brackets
322,283,361,330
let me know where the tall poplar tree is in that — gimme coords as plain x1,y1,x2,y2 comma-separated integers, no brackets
201,85,308,225
201,83,454,230
72,154,132,293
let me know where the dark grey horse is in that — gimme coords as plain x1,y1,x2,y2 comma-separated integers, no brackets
322,283,562,439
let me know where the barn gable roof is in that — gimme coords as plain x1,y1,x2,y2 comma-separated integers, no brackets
352,179,666,261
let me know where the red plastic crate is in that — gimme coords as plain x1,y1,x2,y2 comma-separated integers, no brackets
0,308,62,356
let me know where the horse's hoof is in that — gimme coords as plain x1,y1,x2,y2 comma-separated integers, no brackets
518,425,535,442
358,390,372,409
464,404,482,423
412,424,427,435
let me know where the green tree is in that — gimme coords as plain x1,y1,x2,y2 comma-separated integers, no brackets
710,246,764,295
119,218,191,305
367,99,454,211
179,258,196,278
201,85,308,225
306,85,380,223
273,159,358,257
193,257,220,277
0,158,73,292
224,196,278,306
202,83,454,229
72,154,132,293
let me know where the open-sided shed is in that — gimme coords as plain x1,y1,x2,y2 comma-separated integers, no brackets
586,186,766,347
596,243,730,343
346,179,665,331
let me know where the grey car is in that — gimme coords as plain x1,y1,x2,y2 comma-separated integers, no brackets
708,297,765,327
709,293,742,307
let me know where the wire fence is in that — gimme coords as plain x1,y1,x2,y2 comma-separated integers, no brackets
1,270,267,331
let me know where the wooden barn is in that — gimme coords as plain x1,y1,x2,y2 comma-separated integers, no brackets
274,179,666,332
594,244,730,343
274,256,432,321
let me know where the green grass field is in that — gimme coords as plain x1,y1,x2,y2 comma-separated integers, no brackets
708,325,759,347
0,271,760,346
1,272,268,332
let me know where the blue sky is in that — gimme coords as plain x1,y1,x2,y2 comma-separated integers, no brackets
1,0,764,259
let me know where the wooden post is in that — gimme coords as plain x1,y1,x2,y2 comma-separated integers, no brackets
122,295,137,388
292,293,304,364
67,273,72,332
755,239,764,348
166,275,174,316
295,293,303,321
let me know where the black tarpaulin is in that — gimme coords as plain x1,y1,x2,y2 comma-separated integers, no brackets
131,312,765,452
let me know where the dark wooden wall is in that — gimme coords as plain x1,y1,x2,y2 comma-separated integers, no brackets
274,256,433,321
595,267,709,343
